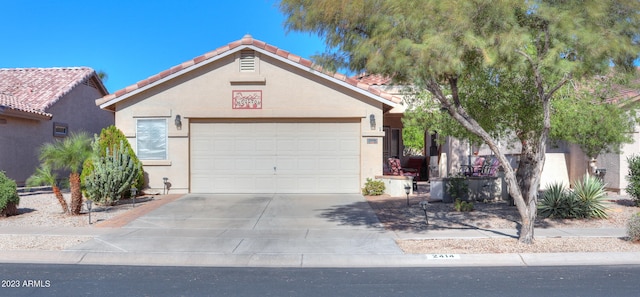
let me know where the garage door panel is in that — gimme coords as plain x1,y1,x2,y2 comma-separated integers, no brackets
191,121,360,193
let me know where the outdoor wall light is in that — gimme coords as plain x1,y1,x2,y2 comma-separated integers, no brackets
175,114,182,130
369,114,376,130
419,200,429,225
130,187,138,208
404,184,411,206
85,200,93,225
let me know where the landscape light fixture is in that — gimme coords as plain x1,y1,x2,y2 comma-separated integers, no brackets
175,114,182,130
419,200,429,225
85,200,93,225
130,187,138,208
404,184,411,206
163,177,169,195
369,114,376,130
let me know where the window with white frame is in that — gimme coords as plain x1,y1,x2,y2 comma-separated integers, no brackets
136,119,167,160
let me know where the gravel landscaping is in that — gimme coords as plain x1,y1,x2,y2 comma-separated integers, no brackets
0,191,160,250
365,185,640,254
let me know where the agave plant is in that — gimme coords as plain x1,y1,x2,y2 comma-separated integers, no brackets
538,182,572,218
573,175,609,219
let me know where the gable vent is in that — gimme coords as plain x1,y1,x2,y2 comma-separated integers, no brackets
239,50,256,72
83,78,98,90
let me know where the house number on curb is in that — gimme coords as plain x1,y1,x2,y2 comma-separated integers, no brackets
426,254,460,260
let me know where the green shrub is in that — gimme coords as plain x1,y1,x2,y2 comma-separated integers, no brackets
362,178,385,196
446,174,469,201
0,171,20,217
454,198,474,212
539,176,609,219
626,154,640,206
627,212,640,241
81,125,144,194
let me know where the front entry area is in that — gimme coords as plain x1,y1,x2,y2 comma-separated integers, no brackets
190,120,361,193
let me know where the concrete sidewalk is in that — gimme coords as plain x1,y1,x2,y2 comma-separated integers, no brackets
1,193,639,268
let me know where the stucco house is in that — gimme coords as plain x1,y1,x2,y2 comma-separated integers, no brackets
0,67,114,186
96,35,401,194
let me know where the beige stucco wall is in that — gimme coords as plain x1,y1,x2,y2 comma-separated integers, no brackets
112,50,386,193
596,129,640,194
0,83,114,185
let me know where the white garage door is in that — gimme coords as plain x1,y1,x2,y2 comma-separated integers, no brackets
190,121,360,193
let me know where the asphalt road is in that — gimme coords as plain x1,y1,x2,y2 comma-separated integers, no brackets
1,264,638,297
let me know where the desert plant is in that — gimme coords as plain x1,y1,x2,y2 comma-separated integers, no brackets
539,177,609,219
38,132,92,215
626,154,640,206
0,171,20,217
538,182,579,219
26,164,69,214
446,174,469,201
362,178,385,196
572,174,609,219
627,212,640,242
81,125,144,195
83,137,140,205
454,198,474,212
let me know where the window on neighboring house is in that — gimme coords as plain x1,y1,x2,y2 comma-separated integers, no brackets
53,123,68,137
136,119,167,160
239,50,256,72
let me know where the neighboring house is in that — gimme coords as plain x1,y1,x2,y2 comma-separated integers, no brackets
0,67,113,186
96,35,401,194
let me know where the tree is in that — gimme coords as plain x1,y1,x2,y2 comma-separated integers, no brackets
38,132,92,215
26,165,69,214
401,125,424,155
279,0,640,243
550,75,638,168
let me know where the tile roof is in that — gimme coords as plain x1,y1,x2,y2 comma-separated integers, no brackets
97,35,402,107
0,67,103,119
352,73,393,86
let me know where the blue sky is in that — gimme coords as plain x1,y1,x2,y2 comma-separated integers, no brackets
0,0,326,92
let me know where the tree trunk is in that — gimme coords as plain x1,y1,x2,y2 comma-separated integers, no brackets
69,173,83,215
514,139,545,244
52,185,69,214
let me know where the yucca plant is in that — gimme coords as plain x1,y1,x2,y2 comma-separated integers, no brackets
573,174,609,219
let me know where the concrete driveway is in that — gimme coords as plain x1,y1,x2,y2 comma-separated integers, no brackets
70,194,403,266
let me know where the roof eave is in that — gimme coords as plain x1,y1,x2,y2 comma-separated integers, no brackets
98,44,398,110
0,106,52,121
